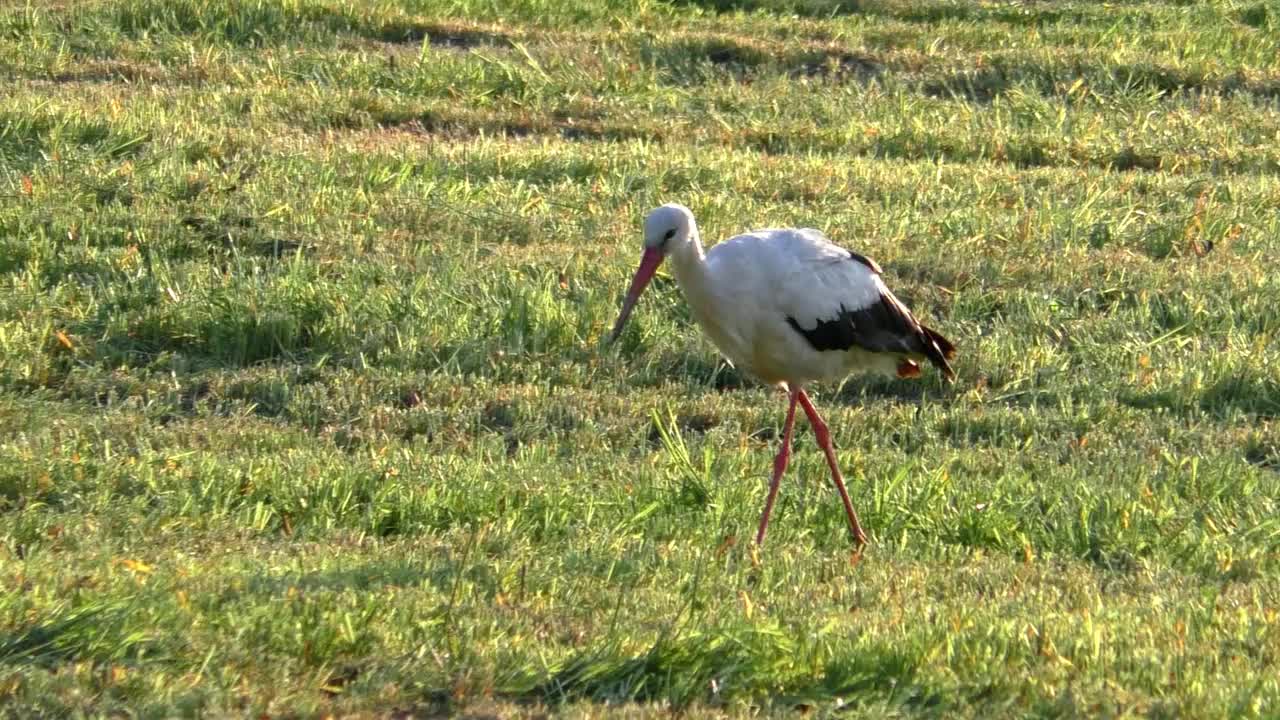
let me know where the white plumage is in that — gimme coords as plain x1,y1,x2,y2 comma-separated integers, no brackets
610,203,957,549
683,227,900,383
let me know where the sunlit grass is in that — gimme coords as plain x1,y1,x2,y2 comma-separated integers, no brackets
2,0,1279,716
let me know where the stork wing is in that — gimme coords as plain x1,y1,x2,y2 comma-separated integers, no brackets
772,230,956,378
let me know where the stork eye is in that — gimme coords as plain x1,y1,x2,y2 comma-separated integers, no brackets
662,229,676,242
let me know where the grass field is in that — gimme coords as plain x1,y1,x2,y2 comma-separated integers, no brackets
2,0,1280,716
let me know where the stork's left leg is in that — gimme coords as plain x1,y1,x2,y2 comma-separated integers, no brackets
755,387,799,546
797,389,870,546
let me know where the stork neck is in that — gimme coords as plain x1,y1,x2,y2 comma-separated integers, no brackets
666,231,712,300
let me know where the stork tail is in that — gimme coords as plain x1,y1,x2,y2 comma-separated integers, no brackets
918,324,956,382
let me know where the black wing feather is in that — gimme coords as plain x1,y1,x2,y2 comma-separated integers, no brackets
785,269,956,380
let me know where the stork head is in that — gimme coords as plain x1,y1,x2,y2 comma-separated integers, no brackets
608,203,695,343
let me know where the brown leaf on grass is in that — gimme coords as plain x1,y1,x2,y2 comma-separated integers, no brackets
117,558,153,574
715,534,737,558
1185,189,1214,257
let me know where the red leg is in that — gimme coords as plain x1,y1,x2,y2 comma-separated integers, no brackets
756,387,799,546
797,389,869,546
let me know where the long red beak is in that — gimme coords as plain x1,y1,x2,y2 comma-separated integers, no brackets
608,247,665,343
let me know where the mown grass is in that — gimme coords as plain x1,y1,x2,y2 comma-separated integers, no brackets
2,0,1279,716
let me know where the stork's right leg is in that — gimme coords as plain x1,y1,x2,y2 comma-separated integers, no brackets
797,389,870,546
755,387,799,546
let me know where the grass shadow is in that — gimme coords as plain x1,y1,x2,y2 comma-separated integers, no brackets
832,375,932,406
647,35,884,87
0,601,155,668
240,561,437,597
102,1,516,49
507,631,935,713
373,20,512,48
676,354,751,392
0,110,150,171
661,0,863,17
924,57,1280,106
664,0,1078,26
1120,371,1280,420
1199,373,1280,419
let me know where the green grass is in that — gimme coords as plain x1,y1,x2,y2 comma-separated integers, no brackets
3,0,1280,716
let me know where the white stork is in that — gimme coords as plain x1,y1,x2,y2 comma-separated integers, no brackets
609,203,956,547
